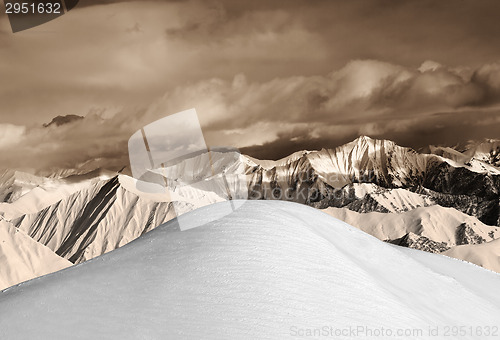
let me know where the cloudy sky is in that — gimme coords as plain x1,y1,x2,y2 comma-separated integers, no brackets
1,0,500,172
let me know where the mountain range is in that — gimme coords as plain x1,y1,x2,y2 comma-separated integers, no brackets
0,136,499,290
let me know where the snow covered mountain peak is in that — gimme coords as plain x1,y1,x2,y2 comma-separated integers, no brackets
349,134,395,148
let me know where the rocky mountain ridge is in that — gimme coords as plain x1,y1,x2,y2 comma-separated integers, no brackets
0,136,499,289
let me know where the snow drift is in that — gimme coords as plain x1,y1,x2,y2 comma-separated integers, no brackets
0,221,71,290
323,205,499,251
444,238,500,273
1,201,499,339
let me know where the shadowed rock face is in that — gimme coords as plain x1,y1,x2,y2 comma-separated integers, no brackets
388,233,450,254
456,223,486,246
43,115,84,128
421,189,499,228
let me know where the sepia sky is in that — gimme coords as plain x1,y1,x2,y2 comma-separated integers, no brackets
1,0,500,171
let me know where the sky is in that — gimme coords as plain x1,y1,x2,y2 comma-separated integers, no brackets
0,0,500,172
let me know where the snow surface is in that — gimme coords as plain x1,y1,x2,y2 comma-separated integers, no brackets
323,205,498,246
13,177,182,264
464,139,500,168
0,221,71,290
444,238,500,273
345,183,434,212
1,200,499,339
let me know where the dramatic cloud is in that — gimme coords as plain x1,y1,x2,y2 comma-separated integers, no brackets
0,124,26,148
0,0,328,125
2,0,500,124
1,0,500,172
144,59,498,139
1,59,499,172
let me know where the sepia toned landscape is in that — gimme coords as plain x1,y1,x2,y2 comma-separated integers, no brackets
0,1,499,339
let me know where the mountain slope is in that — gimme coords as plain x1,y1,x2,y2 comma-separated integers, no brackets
1,136,498,285
0,170,50,203
11,176,188,264
336,184,434,213
0,201,499,340
0,221,71,290
464,139,500,168
4,137,498,263
444,238,500,273
244,136,499,225
323,205,498,252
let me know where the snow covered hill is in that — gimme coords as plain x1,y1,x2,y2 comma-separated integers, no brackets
0,221,71,290
444,238,500,273
323,205,499,252
0,201,499,340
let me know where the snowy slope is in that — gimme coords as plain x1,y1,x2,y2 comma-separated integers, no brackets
340,184,434,213
365,187,434,212
444,238,500,273
0,170,49,203
0,221,71,290
12,176,186,263
7,176,433,267
323,205,499,248
429,145,500,175
307,136,428,187
0,169,115,220
0,177,109,221
464,139,500,168
0,201,499,340
243,136,499,225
